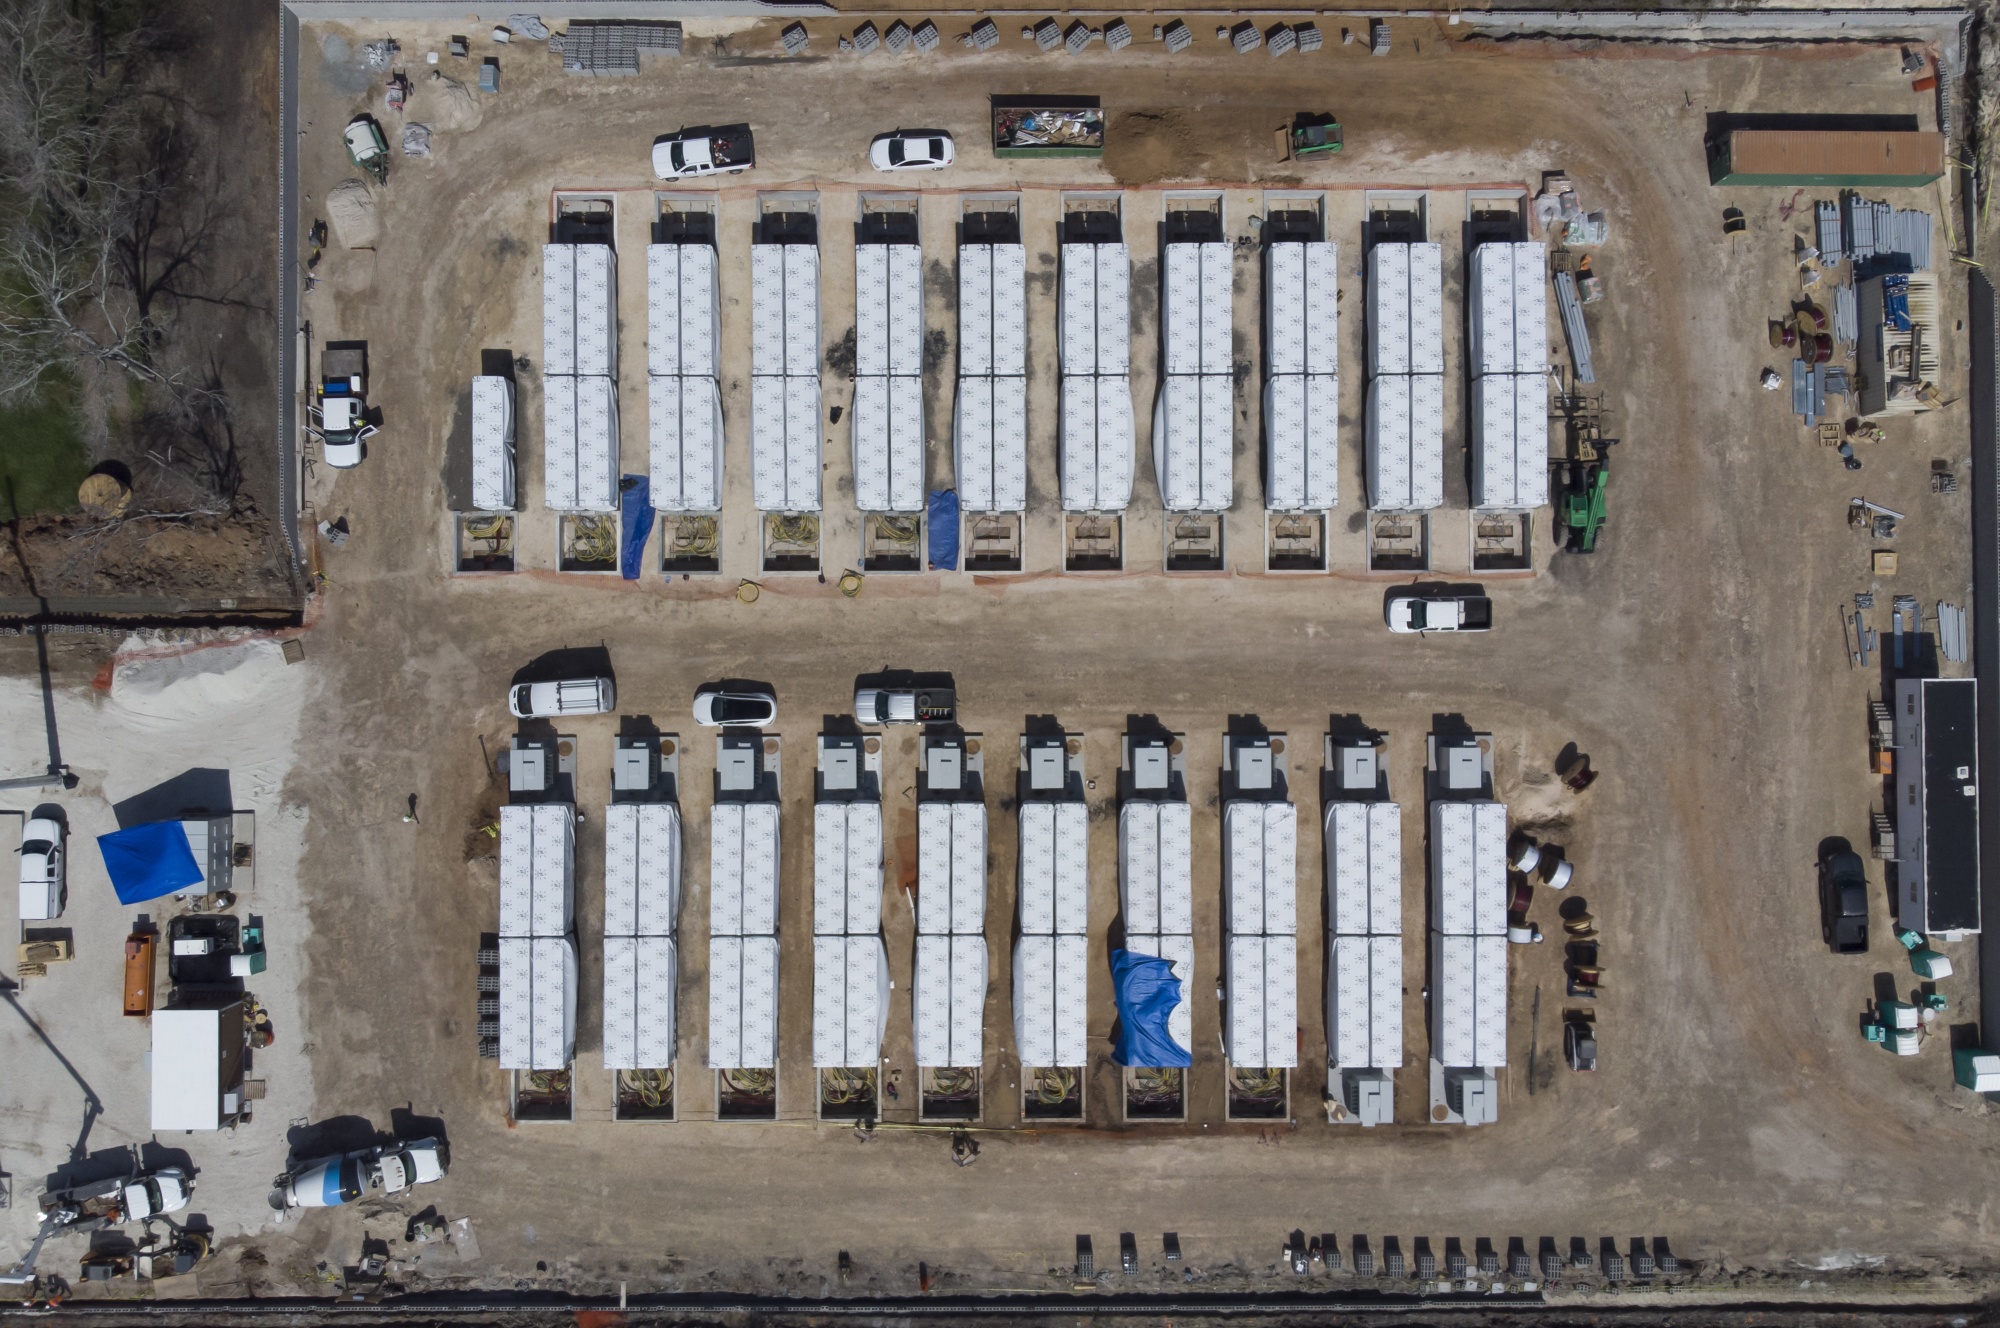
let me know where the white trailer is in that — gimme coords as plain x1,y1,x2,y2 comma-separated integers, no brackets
856,244,924,377
1018,801,1090,935
751,244,821,377
648,375,724,513
750,243,822,511
471,376,516,511
499,935,579,1070
543,374,621,513
1153,373,1233,512
1224,801,1298,936
1263,374,1339,512
1468,241,1548,378
707,934,779,1068
812,934,891,1067
1429,932,1507,1068
710,803,781,936
913,933,986,1067
150,1002,246,1131
1470,373,1550,511
1225,934,1299,1068
1364,373,1444,512
1324,802,1402,937
954,375,1028,513
916,802,987,935
1013,933,1089,1067
499,803,575,940
851,375,926,513
812,801,884,935
1365,242,1443,377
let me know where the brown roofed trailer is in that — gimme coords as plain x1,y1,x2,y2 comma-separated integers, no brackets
1708,129,1946,187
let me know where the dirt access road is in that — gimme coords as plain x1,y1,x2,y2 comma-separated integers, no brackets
124,21,2000,1304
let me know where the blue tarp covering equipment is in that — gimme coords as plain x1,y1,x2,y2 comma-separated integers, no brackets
98,822,203,904
1110,947,1191,1067
927,489,960,571
619,474,653,580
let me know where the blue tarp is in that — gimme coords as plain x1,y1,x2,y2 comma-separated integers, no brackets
98,822,203,905
927,489,960,571
1110,948,1191,1068
619,474,653,580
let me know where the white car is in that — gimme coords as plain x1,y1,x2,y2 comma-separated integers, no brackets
317,396,374,469
508,677,615,718
693,687,777,728
869,130,954,172
18,815,65,921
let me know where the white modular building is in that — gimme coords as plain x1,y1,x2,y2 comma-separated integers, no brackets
1119,801,1194,936
601,803,681,1072
1326,934,1403,1070
1324,802,1402,938
647,242,719,379
647,375,723,513
851,375,926,513
1365,242,1443,377
1060,242,1134,512
813,801,883,935
812,934,891,1067
710,802,781,937
707,933,780,1068
1224,802,1299,937
1364,372,1444,512
1429,932,1507,1069
855,243,924,377
1154,373,1234,512
471,375,516,511
1470,373,1550,511
543,373,621,513
1013,932,1089,1067
750,243,822,511
1468,241,1547,378
1427,797,1509,1117
603,935,677,1071
1428,801,1508,938
1225,933,1300,1068
543,243,618,379
647,242,723,513
914,933,987,1067
1018,801,1090,935
1161,241,1232,376
499,935,579,1071
1264,241,1339,511
956,242,1027,512
499,803,575,940
916,802,987,935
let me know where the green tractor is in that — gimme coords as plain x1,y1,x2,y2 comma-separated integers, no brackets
1558,465,1609,554
1288,113,1342,159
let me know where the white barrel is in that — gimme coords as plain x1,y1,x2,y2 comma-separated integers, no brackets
1509,839,1542,873
1507,924,1536,945
1544,859,1574,890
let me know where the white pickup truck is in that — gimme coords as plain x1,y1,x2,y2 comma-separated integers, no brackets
651,124,755,180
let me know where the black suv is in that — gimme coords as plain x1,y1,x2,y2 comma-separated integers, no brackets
1818,847,1870,954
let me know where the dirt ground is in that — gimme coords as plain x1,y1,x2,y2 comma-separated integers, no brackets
5,15,1994,1312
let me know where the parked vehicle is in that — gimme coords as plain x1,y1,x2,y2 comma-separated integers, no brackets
316,343,377,469
343,116,388,183
869,129,954,172
854,684,956,726
1819,846,1870,954
509,677,615,719
275,1138,448,1211
18,815,65,921
1564,1020,1598,1072
40,1167,192,1230
1385,588,1493,634
692,687,777,728
1288,112,1343,158
652,124,754,180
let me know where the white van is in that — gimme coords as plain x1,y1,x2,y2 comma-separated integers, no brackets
508,677,615,719
471,375,516,511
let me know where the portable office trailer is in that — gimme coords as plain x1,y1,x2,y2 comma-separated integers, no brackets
1061,375,1135,512
1327,933,1403,1069
1366,242,1444,377
1468,242,1548,378
1365,373,1444,511
1224,801,1299,936
812,934,891,1066
917,802,987,934
959,243,1027,376
1429,801,1508,936
602,936,677,1070
1264,373,1339,512
1265,241,1339,377
499,803,576,939
471,376,517,511
1019,801,1090,935
851,375,926,513
1153,374,1234,512
499,935,579,1070
1470,373,1550,511
707,934,780,1068
543,374,621,513
1225,934,1300,1068
603,803,680,938
1161,242,1232,376
710,802,781,936
1060,242,1131,375
648,375,724,513
1325,801,1402,937
150,1001,247,1131
1119,801,1194,935
913,933,987,1066
647,242,720,378
1014,933,1090,1066
1894,677,1980,934
813,801,884,935
1707,129,1946,187
955,375,1028,513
